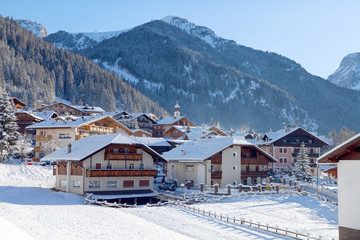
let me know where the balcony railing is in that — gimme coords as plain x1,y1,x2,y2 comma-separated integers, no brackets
211,171,222,179
241,171,268,178
292,152,319,157
86,169,157,178
105,153,142,161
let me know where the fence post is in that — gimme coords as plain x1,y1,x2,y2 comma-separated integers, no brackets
214,184,219,195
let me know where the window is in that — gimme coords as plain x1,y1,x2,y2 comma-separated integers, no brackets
89,181,100,188
283,148,287,153
233,166,237,170
123,148,129,154
60,180,67,188
95,163,101,169
279,157,288,163
309,148,314,153
73,180,81,188
139,180,150,187
283,158,288,163
106,181,118,188
129,164,135,170
308,139,313,144
185,165,194,172
283,139,286,143
113,148,119,153
123,180,134,188
233,152,237,157
139,163,144,170
106,164,112,169
279,148,282,153
40,131,45,135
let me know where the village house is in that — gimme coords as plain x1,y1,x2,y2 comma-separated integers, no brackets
15,110,57,136
153,102,196,137
10,97,26,110
258,127,329,174
26,114,133,161
318,133,360,240
162,137,277,188
163,125,227,140
42,134,165,204
113,112,157,135
35,101,105,116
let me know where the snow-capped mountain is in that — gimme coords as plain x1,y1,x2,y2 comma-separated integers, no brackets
327,53,360,90
161,16,233,48
45,29,129,51
16,19,47,37
43,16,360,133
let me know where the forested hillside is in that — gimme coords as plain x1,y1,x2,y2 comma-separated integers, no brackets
0,16,165,115
70,18,360,133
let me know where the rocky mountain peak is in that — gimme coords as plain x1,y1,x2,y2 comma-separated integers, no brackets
327,52,360,90
16,19,48,38
161,16,232,48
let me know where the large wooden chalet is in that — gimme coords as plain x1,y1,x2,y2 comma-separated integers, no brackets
162,137,277,188
42,134,165,204
26,114,133,161
258,127,329,174
36,102,105,116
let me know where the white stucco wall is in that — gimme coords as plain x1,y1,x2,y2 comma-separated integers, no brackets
338,160,360,230
221,146,241,187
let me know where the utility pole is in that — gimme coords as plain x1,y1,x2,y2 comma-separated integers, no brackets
316,164,319,198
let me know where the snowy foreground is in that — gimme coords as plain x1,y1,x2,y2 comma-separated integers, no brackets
0,162,338,240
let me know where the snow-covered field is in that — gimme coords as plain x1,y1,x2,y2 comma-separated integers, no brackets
0,161,338,240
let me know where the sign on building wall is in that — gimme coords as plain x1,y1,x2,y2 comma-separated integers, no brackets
59,133,71,139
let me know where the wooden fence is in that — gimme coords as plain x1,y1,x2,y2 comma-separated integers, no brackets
169,201,321,240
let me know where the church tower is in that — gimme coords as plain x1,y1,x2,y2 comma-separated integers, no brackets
174,101,180,117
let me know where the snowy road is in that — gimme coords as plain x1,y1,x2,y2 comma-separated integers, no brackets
0,162,338,239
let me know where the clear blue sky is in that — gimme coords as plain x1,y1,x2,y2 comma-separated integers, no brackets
2,0,360,78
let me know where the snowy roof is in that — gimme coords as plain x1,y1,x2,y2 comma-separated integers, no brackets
156,116,195,125
34,110,57,120
162,137,252,162
25,114,126,131
134,137,171,147
318,133,360,164
167,125,226,140
42,133,164,161
38,102,105,113
259,127,328,146
15,110,43,121
130,113,157,123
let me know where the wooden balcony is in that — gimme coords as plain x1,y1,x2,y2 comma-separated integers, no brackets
241,157,269,165
86,169,157,178
106,153,142,161
211,171,222,179
34,135,53,141
241,171,268,178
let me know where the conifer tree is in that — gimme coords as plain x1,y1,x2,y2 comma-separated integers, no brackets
294,142,313,182
0,92,20,163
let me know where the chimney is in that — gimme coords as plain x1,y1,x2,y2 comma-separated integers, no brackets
67,143,72,153
181,149,185,156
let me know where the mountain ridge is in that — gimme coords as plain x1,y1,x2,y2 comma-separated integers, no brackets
42,16,360,133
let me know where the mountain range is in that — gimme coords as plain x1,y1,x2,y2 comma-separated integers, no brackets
41,16,360,134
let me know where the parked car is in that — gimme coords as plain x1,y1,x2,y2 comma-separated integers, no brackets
25,159,32,165
158,182,176,191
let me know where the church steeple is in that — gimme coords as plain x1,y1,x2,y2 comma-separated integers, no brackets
174,101,180,117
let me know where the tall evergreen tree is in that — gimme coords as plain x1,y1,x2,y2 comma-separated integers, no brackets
294,142,313,182
0,92,20,163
